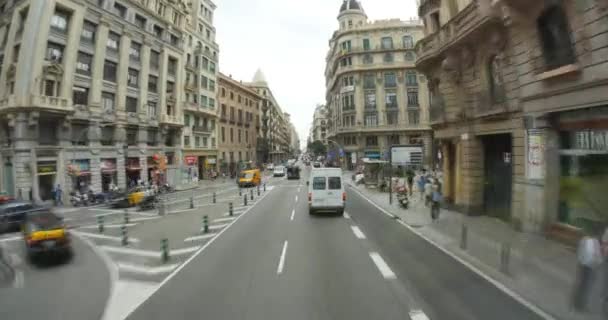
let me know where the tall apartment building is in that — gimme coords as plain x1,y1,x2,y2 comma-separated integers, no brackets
181,0,219,180
0,0,191,201
310,104,328,145
325,0,431,168
247,69,291,164
217,73,262,174
416,0,608,239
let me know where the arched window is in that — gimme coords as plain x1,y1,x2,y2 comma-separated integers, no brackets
488,55,505,104
537,5,575,69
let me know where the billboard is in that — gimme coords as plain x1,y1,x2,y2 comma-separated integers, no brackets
390,145,423,166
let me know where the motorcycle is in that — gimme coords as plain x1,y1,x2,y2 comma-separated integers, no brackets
69,192,89,207
396,185,409,209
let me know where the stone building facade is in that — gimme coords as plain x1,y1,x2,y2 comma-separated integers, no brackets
310,104,328,145
217,73,262,173
325,0,432,168
416,0,608,240
0,0,194,201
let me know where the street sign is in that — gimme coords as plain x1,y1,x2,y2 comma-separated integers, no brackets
390,145,423,166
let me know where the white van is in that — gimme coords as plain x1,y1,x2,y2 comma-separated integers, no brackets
307,168,345,215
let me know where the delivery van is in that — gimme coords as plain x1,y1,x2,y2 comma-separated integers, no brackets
307,168,345,215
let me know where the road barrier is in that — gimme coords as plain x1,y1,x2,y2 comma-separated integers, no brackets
229,202,234,217
244,194,248,206
97,216,104,234
500,243,511,275
121,225,128,246
203,215,209,233
161,238,169,263
460,224,468,250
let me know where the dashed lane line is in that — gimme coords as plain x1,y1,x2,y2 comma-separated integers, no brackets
350,226,366,239
0,236,21,243
290,209,295,221
343,212,351,219
409,310,431,320
277,241,288,275
369,252,396,279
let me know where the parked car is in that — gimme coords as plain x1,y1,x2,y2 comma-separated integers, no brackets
273,166,286,177
267,163,275,171
307,168,345,215
239,169,262,187
0,201,38,234
22,210,72,263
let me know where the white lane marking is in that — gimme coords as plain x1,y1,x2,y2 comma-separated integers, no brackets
213,217,236,223
13,270,24,288
409,310,430,320
102,246,159,258
277,241,288,275
350,226,366,239
349,185,557,320
290,209,295,221
73,231,140,243
117,262,179,275
0,236,21,243
171,246,201,256
79,223,137,229
295,195,298,202
101,280,159,320
129,216,161,222
199,223,229,233
343,212,351,219
122,186,275,319
184,233,216,242
369,252,396,279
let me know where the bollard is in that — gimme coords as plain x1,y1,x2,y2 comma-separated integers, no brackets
500,243,511,275
257,185,260,196
203,215,209,233
161,238,169,263
121,225,128,246
460,224,468,250
229,202,234,216
124,209,129,224
190,195,195,209
244,194,248,206
213,192,216,204
97,216,104,234
263,183,266,192
239,188,242,196
250,189,254,201
158,198,166,216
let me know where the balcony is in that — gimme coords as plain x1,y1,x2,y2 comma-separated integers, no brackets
334,123,428,135
429,95,446,124
192,125,212,134
160,114,182,126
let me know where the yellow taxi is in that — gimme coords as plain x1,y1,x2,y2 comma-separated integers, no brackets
23,210,72,263
238,169,262,187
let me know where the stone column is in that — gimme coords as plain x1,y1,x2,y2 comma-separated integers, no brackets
89,18,110,108
114,125,127,188
59,7,85,98
116,30,131,115
88,122,102,192
138,39,152,116
138,127,148,184
12,113,34,201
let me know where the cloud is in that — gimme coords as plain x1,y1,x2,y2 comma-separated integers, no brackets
215,0,419,149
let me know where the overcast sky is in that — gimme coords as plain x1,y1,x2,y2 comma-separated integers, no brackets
215,0,419,149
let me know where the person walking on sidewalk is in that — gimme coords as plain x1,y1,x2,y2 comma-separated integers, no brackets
54,184,63,206
415,172,426,201
406,169,415,197
430,180,442,221
424,177,433,207
572,230,603,312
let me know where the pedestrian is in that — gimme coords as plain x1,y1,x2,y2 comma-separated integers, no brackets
424,177,433,207
54,184,63,206
430,180,442,221
416,172,426,201
406,169,415,197
572,229,603,312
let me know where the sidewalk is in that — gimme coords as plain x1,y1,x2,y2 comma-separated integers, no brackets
345,172,604,320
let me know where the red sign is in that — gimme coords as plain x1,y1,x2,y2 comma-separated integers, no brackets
184,156,198,166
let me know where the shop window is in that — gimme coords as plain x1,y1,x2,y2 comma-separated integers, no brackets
537,5,575,70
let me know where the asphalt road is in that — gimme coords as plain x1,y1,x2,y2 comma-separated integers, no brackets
125,167,546,320
0,235,110,320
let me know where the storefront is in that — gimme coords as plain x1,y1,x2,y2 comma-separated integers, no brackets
37,161,56,201
184,156,199,182
68,159,91,193
100,159,117,192
125,157,141,188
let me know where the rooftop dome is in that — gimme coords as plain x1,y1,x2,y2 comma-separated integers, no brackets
339,0,363,13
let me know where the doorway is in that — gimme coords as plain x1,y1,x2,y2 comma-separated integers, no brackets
482,134,513,220
38,174,55,201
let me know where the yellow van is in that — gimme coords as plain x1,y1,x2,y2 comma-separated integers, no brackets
239,169,261,187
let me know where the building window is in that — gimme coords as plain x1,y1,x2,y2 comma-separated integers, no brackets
209,80,215,91
126,96,138,113
44,80,58,96
76,52,92,75
245,131,249,143
103,60,117,82
407,89,419,106
238,129,242,143
342,93,355,111
209,62,216,73
406,71,418,86
408,110,420,125
107,32,120,51
383,53,394,63
365,113,378,127
113,2,127,18
381,37,393,49
72,87,88,105
130,42,141,61
388,135,400,145
168,58,177,77
126,129,137,146
385,91,397,109
170,34,179,46
488,55,506,104
384,72,396,88
537,5,575,70
147,101,157,117
134,14,146,29
201,76,208,89
45,42,64,62
402,36,414,49
50,9,69,33
195,136,200,147
405,52,415,61
127,68,139,87
184,135,190,146
365,92,376,109
201,95,208,107
366,136,378,146
148,75,158,93
150,50,160,69
153,25,163,39
363,54,373,64
221,127,225,142
81,21,96,42
202,57,209,70
363,74,375,89
230,128,234,143
101,92,115,112
209,98,215,108
363,38,370,51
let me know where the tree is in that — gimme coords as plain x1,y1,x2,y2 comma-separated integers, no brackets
308,140,327,157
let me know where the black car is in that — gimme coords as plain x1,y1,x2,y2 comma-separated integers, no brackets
286,166,301,180
0,201,37,234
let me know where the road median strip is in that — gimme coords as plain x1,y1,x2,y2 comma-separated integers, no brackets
102,245,200,258
74,230,141,244
117,262,180,276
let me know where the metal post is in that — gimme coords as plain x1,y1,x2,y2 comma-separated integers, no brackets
161,238,169,263
257,185,260,196
460,224,468,250
124,209,129,224
121,225,128,246
229,202,233,216
158,198,166,216
500,243,511,275
213,192,216,204
263,183,266,192
190,195,195,209
244,194,248,206
203,215,209,233
239,188,242,196
97,216,104,234
250,189,254,201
